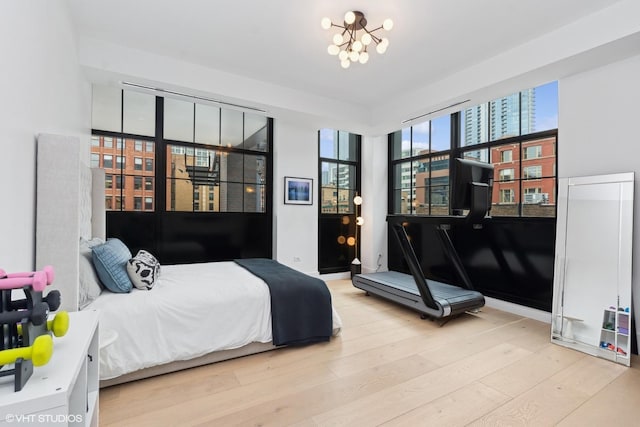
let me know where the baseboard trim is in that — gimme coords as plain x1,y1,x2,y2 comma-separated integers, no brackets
484,296,551,323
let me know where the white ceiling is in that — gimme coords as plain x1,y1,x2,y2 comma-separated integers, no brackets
66,1,621,105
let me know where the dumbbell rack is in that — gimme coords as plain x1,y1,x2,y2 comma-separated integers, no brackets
0,287,51,392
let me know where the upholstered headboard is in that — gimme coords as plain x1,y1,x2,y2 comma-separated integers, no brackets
35,133,105,311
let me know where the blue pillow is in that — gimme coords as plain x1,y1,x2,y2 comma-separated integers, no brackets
92,238,133,293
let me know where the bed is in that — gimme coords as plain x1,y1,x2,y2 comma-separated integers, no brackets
34,134,342,386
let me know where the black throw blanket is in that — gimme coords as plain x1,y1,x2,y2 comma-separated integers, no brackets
234,258,333,346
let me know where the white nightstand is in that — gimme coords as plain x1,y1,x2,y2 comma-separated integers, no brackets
0,310,99,426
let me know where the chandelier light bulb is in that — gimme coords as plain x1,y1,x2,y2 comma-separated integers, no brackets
353,195,363,205
349,50,359,62
358,51,369,64
333,33,343,45
341,59,351,69
344,11,356,25
361,33,372,45
352,40,363,52
338,50,348,61
376,38,389,54
327,45,340,55
321,17,332,30
383,18,394,31
356,216,364,226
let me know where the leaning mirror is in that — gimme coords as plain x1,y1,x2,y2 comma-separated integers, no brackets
551,172,634,366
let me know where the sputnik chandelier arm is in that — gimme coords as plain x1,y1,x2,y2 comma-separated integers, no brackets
321,11,393,68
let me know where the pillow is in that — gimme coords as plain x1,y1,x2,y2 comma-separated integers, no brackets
79,237,105,309
91,238,133,293
127,250,161,290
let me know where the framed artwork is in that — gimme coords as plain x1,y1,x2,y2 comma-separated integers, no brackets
284,176,313,205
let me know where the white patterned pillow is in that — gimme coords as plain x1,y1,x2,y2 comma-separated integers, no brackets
126,250,160,290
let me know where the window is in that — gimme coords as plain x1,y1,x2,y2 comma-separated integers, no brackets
390,81,558,217
320,130,360,214
500,189,515,203
105,174,113,189
90,153,100,168
91,86,272,219
105,197,112,210
523,145,542,159
91,137,100,147
103,155,113,169
318,129,361,274
104,137,113,148
499,168,514,181
523,165,542,179
390,116,451,215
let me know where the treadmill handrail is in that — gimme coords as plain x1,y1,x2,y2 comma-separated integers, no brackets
390,223,439,310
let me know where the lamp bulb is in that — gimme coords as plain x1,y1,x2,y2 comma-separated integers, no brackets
349,50,359,62
358,51,369,64
338,50,348,61
356,216,364,226
327,45,340,55
352,40,363,52
344,11,356,25
341,59,351,69
376,39,389,54
361,33,372,45
353,195,363,205
333,33,344,45
383,18,394,31
321,17,332,30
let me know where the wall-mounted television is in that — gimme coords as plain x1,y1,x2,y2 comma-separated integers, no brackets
450,158,494,219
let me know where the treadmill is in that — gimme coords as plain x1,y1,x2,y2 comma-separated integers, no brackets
352,222,485,320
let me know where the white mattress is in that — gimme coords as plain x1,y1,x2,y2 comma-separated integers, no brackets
85,261,342,380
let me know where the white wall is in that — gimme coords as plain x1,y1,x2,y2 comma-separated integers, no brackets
559,53,640,351
360,135,388,273
273,120,319,275
0,1,89,271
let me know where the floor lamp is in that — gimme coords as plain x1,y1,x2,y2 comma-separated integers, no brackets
351,194,363,278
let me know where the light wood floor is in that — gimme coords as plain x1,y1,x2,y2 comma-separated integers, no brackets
100,280,640,426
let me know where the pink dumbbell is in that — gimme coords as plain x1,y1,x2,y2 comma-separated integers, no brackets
0,270,49,292
0,265,54,286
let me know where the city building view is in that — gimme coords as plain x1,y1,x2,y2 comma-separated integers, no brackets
90,136,156,211
394,82,557,217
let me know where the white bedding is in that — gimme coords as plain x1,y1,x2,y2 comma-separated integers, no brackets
86,261,342,380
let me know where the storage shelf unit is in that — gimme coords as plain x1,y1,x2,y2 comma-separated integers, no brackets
0,311,99,426
599,308,630,364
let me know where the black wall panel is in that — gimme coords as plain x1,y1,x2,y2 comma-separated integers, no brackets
387,215,556,311
107,211,272,265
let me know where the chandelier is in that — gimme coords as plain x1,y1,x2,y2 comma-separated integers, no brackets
321,11,393,69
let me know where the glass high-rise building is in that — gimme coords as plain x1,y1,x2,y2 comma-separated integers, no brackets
463,88,536,144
